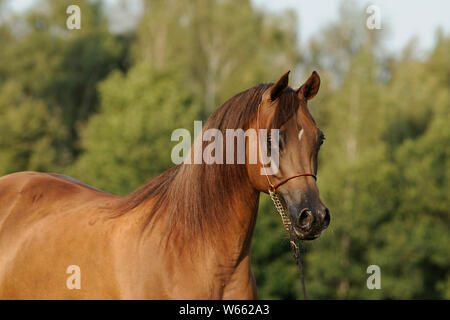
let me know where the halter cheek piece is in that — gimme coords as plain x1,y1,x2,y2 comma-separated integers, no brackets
256,101,315,300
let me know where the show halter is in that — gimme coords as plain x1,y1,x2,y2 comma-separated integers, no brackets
256,101,316,300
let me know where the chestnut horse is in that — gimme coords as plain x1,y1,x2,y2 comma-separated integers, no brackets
0,71,329,299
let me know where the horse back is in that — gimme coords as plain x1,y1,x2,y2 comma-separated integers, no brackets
0,171,115,228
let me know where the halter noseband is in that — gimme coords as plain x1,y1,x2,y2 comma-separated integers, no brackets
256,102,316,191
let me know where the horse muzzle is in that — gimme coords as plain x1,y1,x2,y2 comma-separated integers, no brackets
291,206,330,240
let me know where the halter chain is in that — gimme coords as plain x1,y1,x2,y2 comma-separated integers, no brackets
257,101,311,300
268,188,307,300
268,188,291,232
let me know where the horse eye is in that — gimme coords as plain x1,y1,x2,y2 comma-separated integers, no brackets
267,131,284,151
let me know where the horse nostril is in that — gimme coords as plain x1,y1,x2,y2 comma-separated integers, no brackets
322,208,330,229
297,209,314,230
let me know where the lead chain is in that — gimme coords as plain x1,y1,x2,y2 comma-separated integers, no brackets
268,187,307,300
268,188,291,232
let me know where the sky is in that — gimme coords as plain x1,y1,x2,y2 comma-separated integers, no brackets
8,0,450,53
253,0,450,53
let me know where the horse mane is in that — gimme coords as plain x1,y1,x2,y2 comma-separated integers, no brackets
113,82,300,244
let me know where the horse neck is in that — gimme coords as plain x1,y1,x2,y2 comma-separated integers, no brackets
182,161,259,250
135,158,260,262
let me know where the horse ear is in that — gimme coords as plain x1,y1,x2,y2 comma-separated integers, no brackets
263,71,290,101
296,71,320,100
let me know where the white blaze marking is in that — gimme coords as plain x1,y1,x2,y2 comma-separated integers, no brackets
298,129,304,142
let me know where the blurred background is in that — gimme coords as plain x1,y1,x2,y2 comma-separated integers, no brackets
0,0,448,299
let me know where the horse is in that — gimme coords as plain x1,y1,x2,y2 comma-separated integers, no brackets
0,70,329,299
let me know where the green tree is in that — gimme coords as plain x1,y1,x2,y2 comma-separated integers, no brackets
134,0,299,117
0,0,131,168
70,64,200,195
0,81,68,175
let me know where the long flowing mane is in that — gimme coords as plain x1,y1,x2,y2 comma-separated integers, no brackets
113,82,300,244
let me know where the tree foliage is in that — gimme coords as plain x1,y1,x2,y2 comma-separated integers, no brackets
70,64,200,195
